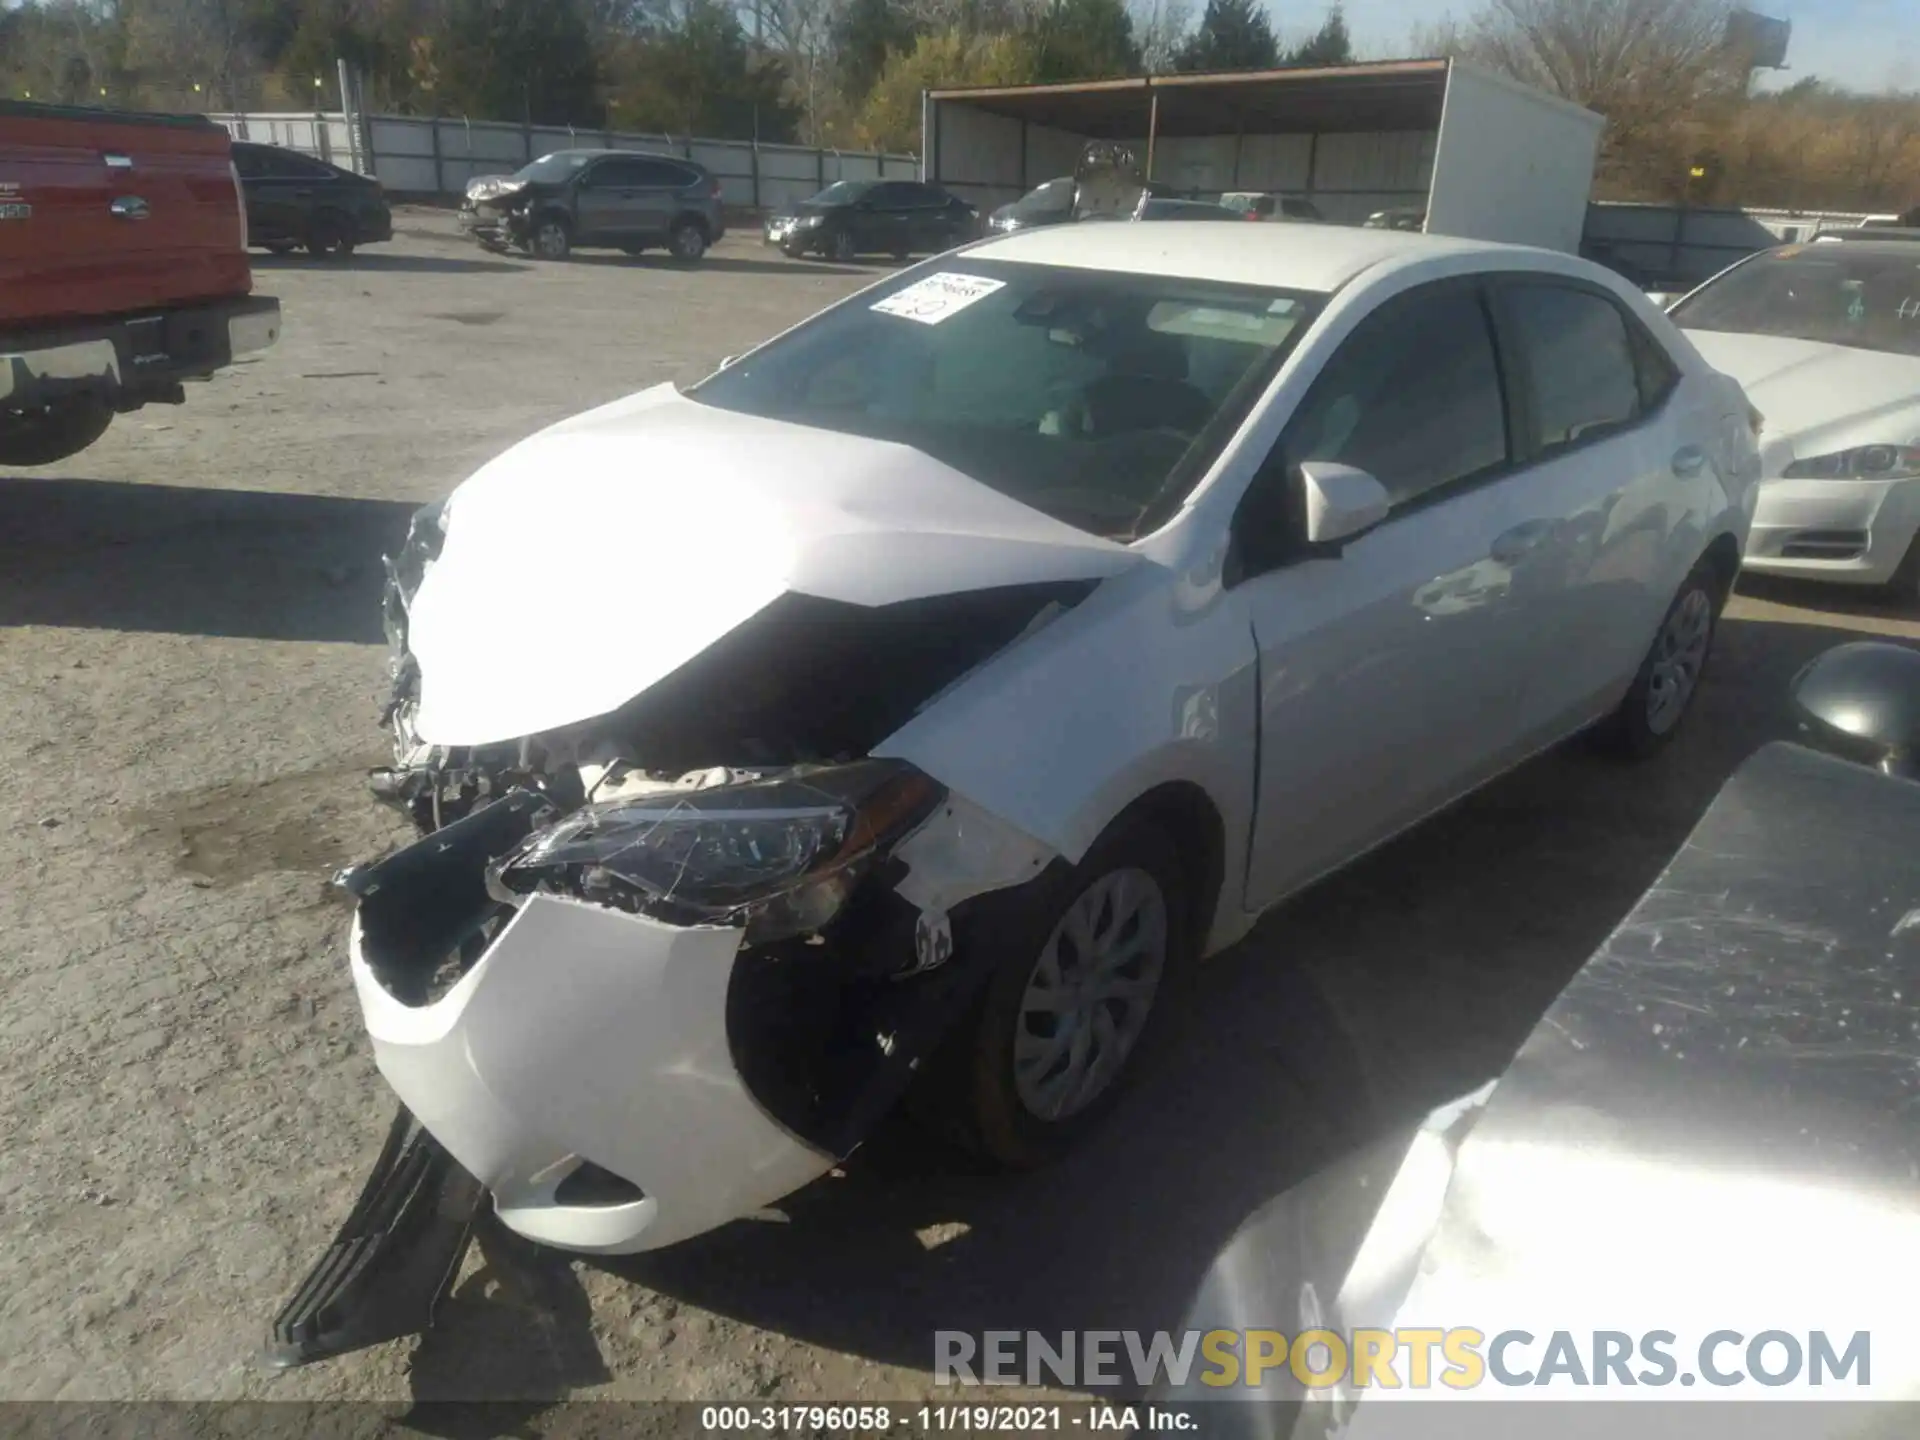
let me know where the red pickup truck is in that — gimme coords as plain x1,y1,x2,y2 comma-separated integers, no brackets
1,100,280,466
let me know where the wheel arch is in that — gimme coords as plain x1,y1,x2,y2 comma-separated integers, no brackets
1700,529,1742,604
1099,781,1227,961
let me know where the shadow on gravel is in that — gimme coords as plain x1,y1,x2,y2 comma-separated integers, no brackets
595,613,1913,1385
0,477,418,642
252,251,530,275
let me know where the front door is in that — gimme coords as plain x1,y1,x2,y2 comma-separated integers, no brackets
1236,277,1556,911
571,158,630,243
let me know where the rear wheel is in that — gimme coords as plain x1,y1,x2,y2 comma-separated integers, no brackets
668,219,708,262
306,212,355,258
1594,559,1723,758
0,396,115,467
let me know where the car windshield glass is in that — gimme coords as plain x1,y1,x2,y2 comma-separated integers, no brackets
1012,179,1075,215
687,260,1322,539
807,180,875,206
513,153,595,183
1671,247,1920,357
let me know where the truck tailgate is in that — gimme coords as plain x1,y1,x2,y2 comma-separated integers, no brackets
0,102,251,328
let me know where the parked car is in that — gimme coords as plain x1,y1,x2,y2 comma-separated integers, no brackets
1160,640,1920,1424
1221,191,1324,223
0,100,279,466
266,223,1756,1368
1671,237,1920,596
1133,197,1242,222
765,178,977,261
459,149,725,262
986,176,1077,235
230,140,392,258
1364,206,1427,231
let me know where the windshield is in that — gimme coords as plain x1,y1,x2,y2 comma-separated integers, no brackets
1012,178,1076,216
513,153,595,184
688,261,1322,538
806,180,875,207
1671,246,1920,357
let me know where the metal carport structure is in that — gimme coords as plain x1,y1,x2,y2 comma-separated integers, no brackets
921,59,1604,251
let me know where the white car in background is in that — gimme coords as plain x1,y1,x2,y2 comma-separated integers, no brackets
1670,235,1920,595
269,222,1758,1370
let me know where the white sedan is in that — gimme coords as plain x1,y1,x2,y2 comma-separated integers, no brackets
319,225,1759,1273
1671,235,1920,594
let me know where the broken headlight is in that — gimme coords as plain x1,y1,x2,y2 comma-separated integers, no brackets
486,760,943,942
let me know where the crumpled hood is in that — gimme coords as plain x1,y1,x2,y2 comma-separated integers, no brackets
1684,330,1920,460
406,385,1137,746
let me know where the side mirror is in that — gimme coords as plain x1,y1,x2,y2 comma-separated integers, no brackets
1300,461,1390,546
1790,641,1920,779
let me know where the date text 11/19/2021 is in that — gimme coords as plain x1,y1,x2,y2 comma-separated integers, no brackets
698,1405,1197,1432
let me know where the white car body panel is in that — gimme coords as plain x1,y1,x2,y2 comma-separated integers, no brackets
1684,329,1920,585
353,895,834,1254
354,225,1755,1256
408,386,1136,747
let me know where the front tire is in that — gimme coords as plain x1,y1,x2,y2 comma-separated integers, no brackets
0,396,114,467
530,215,572,261
828,229,857,263
932,819,1191,1168
1594,559,1723,758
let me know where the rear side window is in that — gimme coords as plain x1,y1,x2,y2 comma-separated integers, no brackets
1500,283,1649,458
1278,281,1509,508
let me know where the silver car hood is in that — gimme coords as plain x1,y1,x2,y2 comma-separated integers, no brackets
406,386,1137,746
1684,330,1920,460
1161,742,1920,1434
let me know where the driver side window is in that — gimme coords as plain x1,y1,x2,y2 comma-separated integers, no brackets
1278,280,1510,508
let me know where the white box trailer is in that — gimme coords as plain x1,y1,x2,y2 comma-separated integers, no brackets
922,59,1604,253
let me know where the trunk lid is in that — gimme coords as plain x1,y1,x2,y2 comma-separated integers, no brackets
0,101,250,328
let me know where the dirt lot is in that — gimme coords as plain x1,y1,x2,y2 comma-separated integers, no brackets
3,208,1917,1405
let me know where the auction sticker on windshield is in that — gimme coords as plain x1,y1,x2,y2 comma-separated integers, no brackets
872,273,1006,324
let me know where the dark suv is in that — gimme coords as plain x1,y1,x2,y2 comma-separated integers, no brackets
459,149,726,262
232,141,393,257
764,180,977,261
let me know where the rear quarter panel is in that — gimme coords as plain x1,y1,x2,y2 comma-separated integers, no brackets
0,102,250,327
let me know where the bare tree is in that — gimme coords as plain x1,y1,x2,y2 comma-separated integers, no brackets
1449,0,1745,194
1131,0,1190,72
118,0,262,108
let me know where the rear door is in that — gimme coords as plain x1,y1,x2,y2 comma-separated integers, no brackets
626,158,702,241
240,145,325,245
1487,276,1708,742
0,101,248,326
858,182,916,254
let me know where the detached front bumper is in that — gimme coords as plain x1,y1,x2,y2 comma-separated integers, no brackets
458,206,520,248
352,894,834,1255
1742,475,1920,586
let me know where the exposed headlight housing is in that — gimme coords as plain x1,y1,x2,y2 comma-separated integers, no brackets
487,760,943,943
1783,444,1920,480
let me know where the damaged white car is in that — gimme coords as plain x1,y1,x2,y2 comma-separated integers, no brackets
266,223,1758,1367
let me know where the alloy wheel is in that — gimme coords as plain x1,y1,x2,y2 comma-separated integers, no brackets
1012,867,1168,1122
1646,585,1712,734
534,221,570,260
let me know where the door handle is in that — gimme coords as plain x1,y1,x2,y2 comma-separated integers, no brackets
1671,445,1708,477
1490,518,1556,565
109,195,150,220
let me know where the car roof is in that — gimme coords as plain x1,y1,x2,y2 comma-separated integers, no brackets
542,148,702,164
966,222,1535,293
1811,230,1920,247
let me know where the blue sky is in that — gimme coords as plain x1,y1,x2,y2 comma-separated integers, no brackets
1323,0,1920,93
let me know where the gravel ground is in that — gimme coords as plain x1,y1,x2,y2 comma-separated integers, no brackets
3,208,1916,1406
